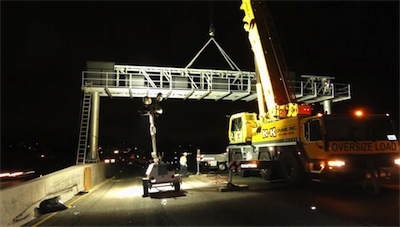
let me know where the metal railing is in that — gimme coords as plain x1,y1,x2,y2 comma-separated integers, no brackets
81,65,350,104
82,65,257,101
290,75,351,104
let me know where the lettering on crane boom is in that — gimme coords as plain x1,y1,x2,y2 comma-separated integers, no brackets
262,126,297,138
330,142,398,152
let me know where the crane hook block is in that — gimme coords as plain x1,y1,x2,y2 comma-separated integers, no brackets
209,24,215,37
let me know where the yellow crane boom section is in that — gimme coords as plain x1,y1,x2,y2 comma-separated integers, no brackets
241,0,302,121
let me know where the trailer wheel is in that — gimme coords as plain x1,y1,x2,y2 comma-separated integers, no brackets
173,182,180,192
280,152,304,185
142,178,149,197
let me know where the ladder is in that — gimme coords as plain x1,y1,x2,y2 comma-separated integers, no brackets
76,92,91,165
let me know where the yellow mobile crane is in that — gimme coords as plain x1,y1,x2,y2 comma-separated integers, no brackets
226,0,400,192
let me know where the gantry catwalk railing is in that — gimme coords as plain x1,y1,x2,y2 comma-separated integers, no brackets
81,64,351,104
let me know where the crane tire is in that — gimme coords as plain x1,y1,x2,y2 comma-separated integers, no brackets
259,152,273,181
239,169,250,177
280,152,305,186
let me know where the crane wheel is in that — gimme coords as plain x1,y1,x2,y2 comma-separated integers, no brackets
239,169,250,177
259,152,272,180
259,152,281,181
279,152,305,185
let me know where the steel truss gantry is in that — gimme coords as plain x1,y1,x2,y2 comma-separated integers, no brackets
82,65,257,101
81,65,351,104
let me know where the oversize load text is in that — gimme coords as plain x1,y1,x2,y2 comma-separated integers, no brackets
330,142,398,152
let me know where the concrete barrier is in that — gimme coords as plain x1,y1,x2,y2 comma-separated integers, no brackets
0,163,106,226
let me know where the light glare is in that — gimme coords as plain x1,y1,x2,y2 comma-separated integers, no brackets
10,172,24,177
327,160,345,167
241,163,257,168
0,173,11,178
354,110,363,117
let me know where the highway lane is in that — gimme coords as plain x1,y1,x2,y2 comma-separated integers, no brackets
26,164,399,226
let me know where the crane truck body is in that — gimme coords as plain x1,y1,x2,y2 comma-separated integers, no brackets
227,0,400,190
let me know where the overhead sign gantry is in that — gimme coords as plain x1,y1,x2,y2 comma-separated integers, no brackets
76,34,351,165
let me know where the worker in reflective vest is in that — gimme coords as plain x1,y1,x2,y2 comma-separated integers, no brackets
180,152,188,177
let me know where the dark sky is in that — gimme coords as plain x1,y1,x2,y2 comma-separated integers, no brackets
1,1,399,154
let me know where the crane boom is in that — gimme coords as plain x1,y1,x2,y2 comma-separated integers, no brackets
241,0,297,120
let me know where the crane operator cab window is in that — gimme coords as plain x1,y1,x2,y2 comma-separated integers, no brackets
232,117,243,132
304,119,322,142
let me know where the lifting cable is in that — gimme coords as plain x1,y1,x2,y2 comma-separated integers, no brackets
185,2,242,73
185,35,241,72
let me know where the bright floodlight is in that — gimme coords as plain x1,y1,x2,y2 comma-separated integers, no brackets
143,96,152,105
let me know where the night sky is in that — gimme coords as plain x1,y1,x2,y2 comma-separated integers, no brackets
2,1,399,157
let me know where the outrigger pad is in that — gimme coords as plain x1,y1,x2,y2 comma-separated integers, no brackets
219,182,249,192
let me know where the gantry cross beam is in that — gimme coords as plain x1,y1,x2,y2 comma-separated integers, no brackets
81,64,351,104
82,64,258,102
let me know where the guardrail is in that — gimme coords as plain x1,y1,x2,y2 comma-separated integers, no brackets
0,163,106,226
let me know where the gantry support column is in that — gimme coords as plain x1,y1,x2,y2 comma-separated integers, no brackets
89,92,100,161
323,100,332,115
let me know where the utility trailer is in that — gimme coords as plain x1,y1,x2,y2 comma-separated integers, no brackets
142,163,182,197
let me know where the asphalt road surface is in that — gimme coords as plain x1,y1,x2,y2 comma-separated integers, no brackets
26,164,399,226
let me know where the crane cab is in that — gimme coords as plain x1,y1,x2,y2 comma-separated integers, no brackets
228,112,258,144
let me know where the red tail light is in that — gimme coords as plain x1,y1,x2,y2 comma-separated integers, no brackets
298,105,312,115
